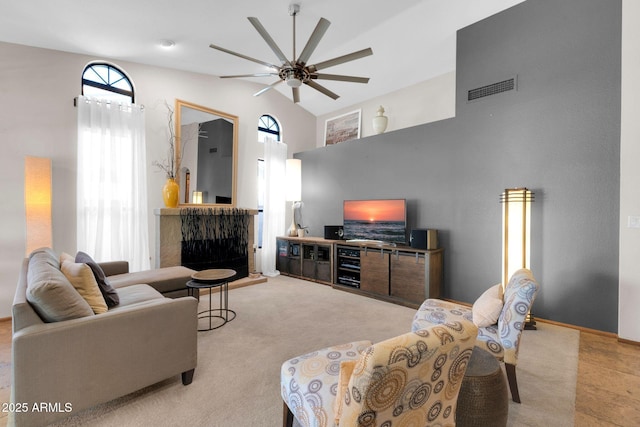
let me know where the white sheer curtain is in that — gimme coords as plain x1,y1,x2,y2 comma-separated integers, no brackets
76,96,150,271
261,139,287,277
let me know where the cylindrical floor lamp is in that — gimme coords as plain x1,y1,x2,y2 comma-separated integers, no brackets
501,187,536,329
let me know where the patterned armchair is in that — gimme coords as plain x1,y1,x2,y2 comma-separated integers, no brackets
411,268,540,403
281,320,478,427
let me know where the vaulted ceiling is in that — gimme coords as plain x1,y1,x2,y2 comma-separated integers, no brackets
1,0,524,116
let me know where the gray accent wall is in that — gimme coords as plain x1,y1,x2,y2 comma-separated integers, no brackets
295,0,621,332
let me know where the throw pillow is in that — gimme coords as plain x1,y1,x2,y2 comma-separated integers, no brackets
75,251,120,307
26,251,94,322
472,283,504,327
334,359,358,423
59,252,75,264
61,260,108,314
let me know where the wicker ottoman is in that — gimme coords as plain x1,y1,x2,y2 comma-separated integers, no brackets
456,346,509,427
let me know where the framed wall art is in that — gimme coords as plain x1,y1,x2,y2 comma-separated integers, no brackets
324,109,361,145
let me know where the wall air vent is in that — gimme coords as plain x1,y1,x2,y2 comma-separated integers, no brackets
467,76,517,102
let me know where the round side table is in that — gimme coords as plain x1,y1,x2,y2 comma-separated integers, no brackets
187,269,237,331
456,346,509,427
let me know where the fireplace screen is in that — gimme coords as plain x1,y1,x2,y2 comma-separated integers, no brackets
180,208,250,278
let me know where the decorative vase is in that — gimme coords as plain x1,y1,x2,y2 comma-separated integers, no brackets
372,105,388,134
162,177,179,208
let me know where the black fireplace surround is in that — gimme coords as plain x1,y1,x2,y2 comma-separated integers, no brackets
180,208,250,279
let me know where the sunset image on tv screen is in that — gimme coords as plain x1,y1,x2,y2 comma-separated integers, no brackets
344,199,405,222
343,199,406,243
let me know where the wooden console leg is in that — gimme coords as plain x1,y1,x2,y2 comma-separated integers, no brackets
505,363,521,403
182,368,195,385
283,401,294,427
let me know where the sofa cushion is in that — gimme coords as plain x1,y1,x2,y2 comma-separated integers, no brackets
111,284,165,309
26,250,94,322
108,266,195,294
61,260,108,314
75,251,120,307
472,284,504,327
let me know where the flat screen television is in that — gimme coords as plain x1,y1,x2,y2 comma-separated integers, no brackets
343,199,407,244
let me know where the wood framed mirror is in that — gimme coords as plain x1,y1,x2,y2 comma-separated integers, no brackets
175,99,238,206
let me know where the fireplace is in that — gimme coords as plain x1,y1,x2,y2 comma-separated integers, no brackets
180,208,250,278
154,207,257,277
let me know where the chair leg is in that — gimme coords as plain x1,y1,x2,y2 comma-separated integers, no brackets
505,363,521,403
283,401,294,427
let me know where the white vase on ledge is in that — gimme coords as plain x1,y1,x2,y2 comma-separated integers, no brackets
372,105,388,134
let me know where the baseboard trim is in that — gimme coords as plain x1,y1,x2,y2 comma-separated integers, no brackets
534,317,617,338
443,298,623,339
618,337,640,346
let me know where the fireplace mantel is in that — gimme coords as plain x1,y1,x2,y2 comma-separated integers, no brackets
154,207,258,272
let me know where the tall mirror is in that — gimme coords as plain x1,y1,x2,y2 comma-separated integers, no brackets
175,99,238,206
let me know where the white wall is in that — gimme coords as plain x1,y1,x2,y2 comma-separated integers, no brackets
619,0,640,342
314,72,456,147
0,41,316,318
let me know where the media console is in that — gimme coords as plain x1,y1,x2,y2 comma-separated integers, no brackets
277,237,444,308
276,237,333,285
335,241,443,308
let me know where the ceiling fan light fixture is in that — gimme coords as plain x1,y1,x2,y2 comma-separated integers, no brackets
159,39,176,49
286,76,302,88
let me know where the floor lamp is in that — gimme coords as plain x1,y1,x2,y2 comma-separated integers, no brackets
501,187,536,329
286,159,301,237
25,156,53,256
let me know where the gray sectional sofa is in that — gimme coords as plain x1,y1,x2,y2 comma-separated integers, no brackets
11,248,198,427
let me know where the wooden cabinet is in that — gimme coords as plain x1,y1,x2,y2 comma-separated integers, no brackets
360,248,390,296
276,237,333,285
278,238,444,308
276,238,301,276
334,242,443,308
390,249,443,304
390,251,426,303
302,242,332,284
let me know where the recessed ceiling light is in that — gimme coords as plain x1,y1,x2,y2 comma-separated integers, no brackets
159,39,176,49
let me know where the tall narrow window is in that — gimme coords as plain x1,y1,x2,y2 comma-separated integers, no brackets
257,159,265,248
257,115,281,249
82,62,134,103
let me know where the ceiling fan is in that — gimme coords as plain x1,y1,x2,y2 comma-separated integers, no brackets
209,3,373,103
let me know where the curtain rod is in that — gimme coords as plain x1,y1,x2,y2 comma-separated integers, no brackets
72,96,144,110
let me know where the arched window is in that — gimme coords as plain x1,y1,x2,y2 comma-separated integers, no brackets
82,62,134,103
258,114,281,142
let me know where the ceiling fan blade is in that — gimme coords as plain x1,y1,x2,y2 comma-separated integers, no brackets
296,18,331,67
220,73,278,79
308,47,373,72
248,17,290,66
209,44,280,70
253,80,283,97
304,80,339,100
311,73,369,84
292,87,300,103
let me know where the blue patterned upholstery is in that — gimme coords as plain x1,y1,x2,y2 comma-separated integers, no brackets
281,320,478,427
281,341,372,427
411,268,540,403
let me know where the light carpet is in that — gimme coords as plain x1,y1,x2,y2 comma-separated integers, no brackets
52,275,578,427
